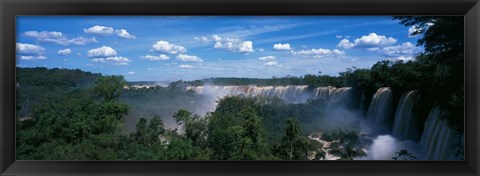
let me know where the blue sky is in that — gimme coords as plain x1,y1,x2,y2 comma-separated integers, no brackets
16,16,424,82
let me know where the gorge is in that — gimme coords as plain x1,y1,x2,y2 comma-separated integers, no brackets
181,84,460,160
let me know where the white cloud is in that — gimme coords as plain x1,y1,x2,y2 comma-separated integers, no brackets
115,29,136,39
258,56,276,61
212,35,222,42
291,48,345,58
84,25,114,35
85,26,135,39
176,54,203,62
16,43,45,55
237,41,254,53
258,48,265,52
152,40,187,54
179,64,193,69
366,47,380,51
91,58,105,63
105,56,130,64
273,43,291,50
16,43,47,60
24,31,97,46
127,71,136,75
87,46,117,57
141,54,170,61
87,46,130,65
17,55,47,60
337,33,397,49
194,36,210,43
380,42,423,58
91,56,131,65
337,39,353,49
57,48,72,56
263,61,278,66
211,35,254,53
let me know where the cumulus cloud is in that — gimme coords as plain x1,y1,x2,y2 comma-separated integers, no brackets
84,25,135,39
16,43,47,60
212,35,222,42
17,55,47,60
16,43,45,55
57,48,72,56
24,31,97,46
211,35,254,53
176,54,203,62
84,25,114,35
337,33,397,49
379,42,423,58
87,46,130,65
273,43,291,50
337,39,354,49
104,57,131,65
152,40,187,54
91,56,131,65
258,56,276,61
291,48,345,58
87,46,117,57
237,41,254,53
127,71,136,75
141,54,170,61
263,61,278,66
115,29,136,39
194,36,210,43
179,64,193,69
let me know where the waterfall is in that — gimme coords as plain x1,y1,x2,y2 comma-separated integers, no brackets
392,91,420,141
366,87,394,129
312,86,336,101
327,87,352,107
186,85,354,105
420,107,457,160
185,85,311,102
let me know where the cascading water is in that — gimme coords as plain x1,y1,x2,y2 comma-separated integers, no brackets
392,91,420,141
185,85,311,103
186,85,461,160
366,87,394,130
312,86,336,101
186,85,353,105
420,107,457,160
327,87,352,107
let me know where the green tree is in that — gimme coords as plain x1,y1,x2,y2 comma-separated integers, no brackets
94,75,126,102
284,118,302,160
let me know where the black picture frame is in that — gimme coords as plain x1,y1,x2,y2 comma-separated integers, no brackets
1,0,479,175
